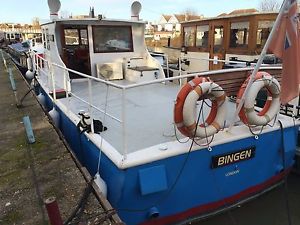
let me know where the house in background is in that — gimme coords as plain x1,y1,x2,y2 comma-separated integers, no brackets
146,13,202,47
168,14,203,34
157,15,172,31
156,14,203,32
0,22,41,42
155,14,202,35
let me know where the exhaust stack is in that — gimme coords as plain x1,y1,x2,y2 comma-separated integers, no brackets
48,0,61,21
131,1,142,21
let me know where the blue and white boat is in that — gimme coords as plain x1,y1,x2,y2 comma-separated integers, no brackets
25,0,299,224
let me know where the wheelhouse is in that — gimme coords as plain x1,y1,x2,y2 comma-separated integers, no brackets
181,11,277,71
40,18,164,85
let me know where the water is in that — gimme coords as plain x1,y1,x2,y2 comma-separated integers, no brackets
192,173,300,225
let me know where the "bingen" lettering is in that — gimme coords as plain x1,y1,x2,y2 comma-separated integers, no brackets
212,147,255,168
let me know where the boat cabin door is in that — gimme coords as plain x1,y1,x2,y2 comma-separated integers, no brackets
61,26,91,78
209,22,226,70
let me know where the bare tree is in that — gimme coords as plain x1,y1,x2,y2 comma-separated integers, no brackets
181,8,198,16
258,0,281,11
181,8,203,21
32,17,40,28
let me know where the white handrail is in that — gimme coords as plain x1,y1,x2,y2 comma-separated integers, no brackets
35,54,122,124
123,66,282,90
35,53,282,91
182,56,271,67
70,92,122,123
52,62,125,89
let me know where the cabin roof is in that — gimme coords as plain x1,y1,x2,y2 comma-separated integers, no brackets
228,8,258,15
174,14,202,22
181,11,278,24
41,17,145,26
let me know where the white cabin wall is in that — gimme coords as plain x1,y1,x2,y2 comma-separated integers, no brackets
185,52,210,72
88,22,164,79
42,23,70,92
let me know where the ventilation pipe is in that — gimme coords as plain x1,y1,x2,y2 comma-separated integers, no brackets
131,1,142,21
48,0,61,21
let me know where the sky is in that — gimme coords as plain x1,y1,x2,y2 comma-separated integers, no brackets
0,0,269,24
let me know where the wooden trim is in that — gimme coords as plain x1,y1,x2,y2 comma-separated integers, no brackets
195,68,282,96
181,13,277,57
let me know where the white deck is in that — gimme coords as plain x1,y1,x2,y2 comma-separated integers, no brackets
54,78,240,154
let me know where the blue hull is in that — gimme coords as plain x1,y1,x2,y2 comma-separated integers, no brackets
40,88,298,225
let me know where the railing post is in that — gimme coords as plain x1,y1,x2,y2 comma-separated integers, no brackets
88,78,94,133
50,63,57,102
122,88,127,159
166,54,170,79
179,56,182,86
64,67,70,114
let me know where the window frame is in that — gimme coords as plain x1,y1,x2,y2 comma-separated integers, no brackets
256,20,274,49
195,24,209,51
183,26,196,47
92,25,134,53
64,28,80,46
228,21,249,49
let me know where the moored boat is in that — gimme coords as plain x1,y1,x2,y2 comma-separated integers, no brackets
23,0,299,224
7,38,43,75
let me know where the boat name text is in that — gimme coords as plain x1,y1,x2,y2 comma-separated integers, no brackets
212,147,256,168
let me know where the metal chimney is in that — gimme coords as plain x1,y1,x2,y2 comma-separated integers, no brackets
48,0,61,21
131,1,142,21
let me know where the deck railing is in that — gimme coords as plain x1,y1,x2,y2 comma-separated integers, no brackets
34,52,285,157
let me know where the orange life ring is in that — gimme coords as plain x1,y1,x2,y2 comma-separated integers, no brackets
174,77,226,138
237,71,280,125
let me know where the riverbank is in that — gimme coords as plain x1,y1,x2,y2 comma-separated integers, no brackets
0,50,117,225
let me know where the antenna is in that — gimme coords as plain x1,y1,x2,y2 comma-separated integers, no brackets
47,0,61,21
131,1,142,21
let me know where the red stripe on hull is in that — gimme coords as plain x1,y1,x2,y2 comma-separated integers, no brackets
140,169,290,225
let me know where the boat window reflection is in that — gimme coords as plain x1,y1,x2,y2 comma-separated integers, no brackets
230,22,249,48
196,25,209,49
257,20,274,48
80,29,88,45
92,26,133,53
214,26,223,52
64,29,79,45
183,26,196,47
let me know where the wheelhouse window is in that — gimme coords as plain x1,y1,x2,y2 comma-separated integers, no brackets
64,29,79,45
80,29,88,45
92,26,133,53
229,22,249,48
257,21,274,48
214,26,224,52
196,25,209,48
183,26,196,47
